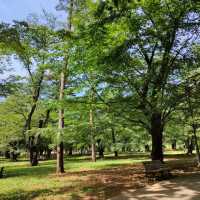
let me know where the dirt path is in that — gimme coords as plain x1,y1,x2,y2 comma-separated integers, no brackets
110,172,200,200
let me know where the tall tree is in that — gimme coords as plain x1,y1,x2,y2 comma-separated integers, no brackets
89,0,200,161
56,0,74,173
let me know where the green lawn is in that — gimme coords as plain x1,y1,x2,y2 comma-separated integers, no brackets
0,152,191,200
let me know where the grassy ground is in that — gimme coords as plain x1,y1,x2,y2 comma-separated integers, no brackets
0,152,195,200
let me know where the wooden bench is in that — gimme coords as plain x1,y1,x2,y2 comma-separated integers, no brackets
143,160,171,181
0,167,5,178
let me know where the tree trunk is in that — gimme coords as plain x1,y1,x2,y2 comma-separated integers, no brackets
43,109,50,127
111,127,118,157
29,135,38,166
145,144,150,152
192,125,200,166
56,0,74,174
10,151,18,161
30,147,38,166
5,151,10,159
46,149,52,160
57,141,64,173
68,146,73,156
29,120,43,166
171,140,176,150
97,139,104,158
57,71,65,174
90,108,96,162
23,71,45,135
150,113,164,162
186,137,194,155
22,71,44,166
91,143,96,162
99,148,104,158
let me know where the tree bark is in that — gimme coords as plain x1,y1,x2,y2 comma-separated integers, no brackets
145,144,150,152
29,144,38,166
5,151,10,159
90,108,96,162
185,137,194,155
57,71,65,174
23,71,45,134
56,0,74,174
45,149,51,160
98,147,104,158
57,141,64,173
68,146,73,156
22,70,44,166
150,113,164,162
29,119,43,166
171,139,176,150
97,139,104,158
192,125,200,166
111,127,118,157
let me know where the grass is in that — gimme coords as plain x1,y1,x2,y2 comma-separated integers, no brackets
0,151,193,200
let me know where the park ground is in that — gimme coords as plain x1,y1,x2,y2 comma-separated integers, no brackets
0,152,200,200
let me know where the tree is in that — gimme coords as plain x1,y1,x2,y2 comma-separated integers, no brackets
86,0,200,161
56,0,74,173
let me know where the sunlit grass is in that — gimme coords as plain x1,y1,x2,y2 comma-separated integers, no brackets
0,151,189,200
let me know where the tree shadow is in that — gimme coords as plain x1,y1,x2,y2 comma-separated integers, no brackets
0,185,83,200
5,165,54,178
110,172,200,200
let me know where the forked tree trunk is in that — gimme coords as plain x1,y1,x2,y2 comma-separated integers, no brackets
23,71,44,166
150,113,164,162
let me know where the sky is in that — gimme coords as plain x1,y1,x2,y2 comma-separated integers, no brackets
0,0,65,22
0,0,66,78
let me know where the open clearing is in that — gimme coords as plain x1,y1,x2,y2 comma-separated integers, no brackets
0,153,199,200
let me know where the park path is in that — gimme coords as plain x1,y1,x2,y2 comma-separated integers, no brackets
109,172,200,200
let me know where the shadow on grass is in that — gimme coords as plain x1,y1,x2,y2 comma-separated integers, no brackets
64,153,150,163
0,189,53,200
0,186,82,200
109,173,200,200
2,153,195,179
5,165,54,178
